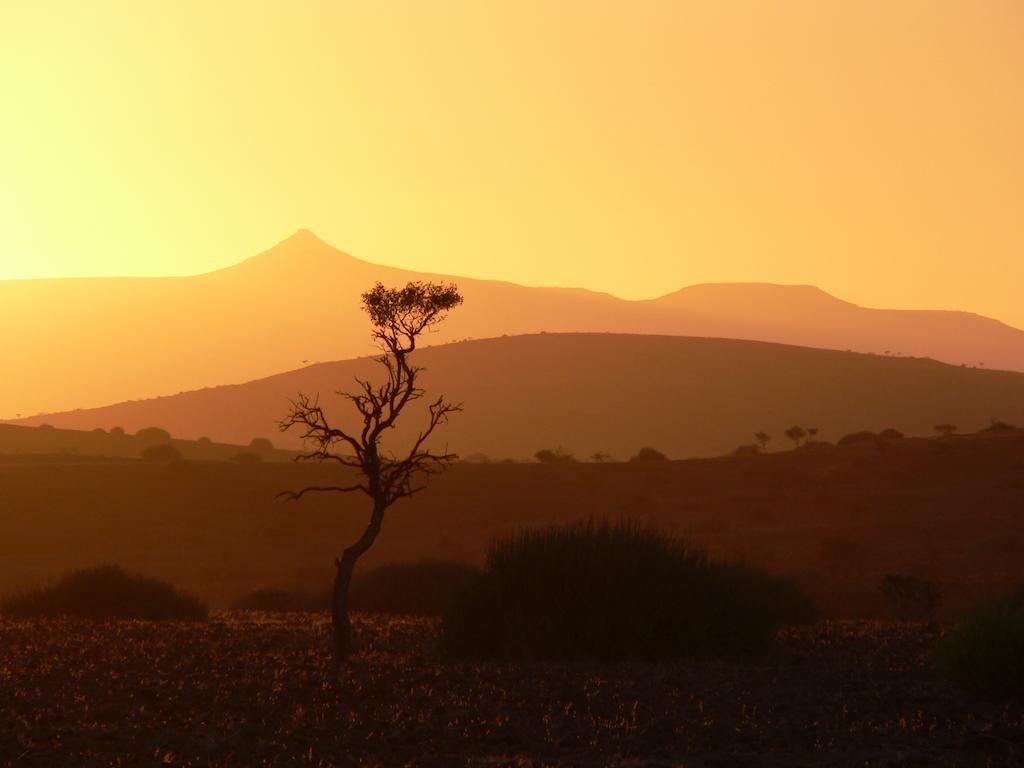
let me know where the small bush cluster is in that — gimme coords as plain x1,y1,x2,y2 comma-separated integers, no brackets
1,565,207,621
934,587,1024,699
443,520,818,661
351,560,478,616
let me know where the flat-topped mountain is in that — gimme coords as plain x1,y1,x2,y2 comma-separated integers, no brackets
14,333,1024,460
3,230,1023,417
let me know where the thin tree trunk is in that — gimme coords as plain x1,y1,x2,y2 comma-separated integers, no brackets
331,551,357,660
330,499,386,662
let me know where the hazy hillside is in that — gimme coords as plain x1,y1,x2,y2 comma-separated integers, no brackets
3,230,1024,418
15,334,1024,460
0,423,296,462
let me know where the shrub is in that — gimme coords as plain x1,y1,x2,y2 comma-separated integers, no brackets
1,565,207,620
934,587,1024,699
629,446,669,462
140,443,182,462
249,437,274,451
535,448,577,465
136,426,172,445
351,561,479,616
879,574,942,621
110,426,126,437
877,427,904,442
443,520,817,661
197,436,213,445
233,587,328,612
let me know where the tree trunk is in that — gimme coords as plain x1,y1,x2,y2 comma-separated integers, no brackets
330,499,386,662
331,551,358,661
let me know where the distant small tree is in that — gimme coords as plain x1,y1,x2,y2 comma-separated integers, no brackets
249,437,274,452
784,425,807,448
934,423,957,437
629,447,669,463
807,427,819,441
110,426,126,437
590,451,611,463
754,431,771,453
279,281,463,661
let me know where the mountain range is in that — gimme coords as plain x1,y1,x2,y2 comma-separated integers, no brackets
3,229,1024,419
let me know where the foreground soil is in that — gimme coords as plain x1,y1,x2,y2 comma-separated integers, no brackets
1,616,1021,767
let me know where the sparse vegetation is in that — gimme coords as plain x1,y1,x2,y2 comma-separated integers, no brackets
934,586,1024,699
350,561,478,616
981,420,1016,434
1,565,207,620
879,574,942,621
934,423,957,436
249,437,274,451
443,520,817,661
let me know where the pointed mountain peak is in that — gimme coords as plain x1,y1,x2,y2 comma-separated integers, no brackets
233,229,367,273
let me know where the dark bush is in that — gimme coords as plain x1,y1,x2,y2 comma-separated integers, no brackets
249,437,274,451
934,587,1024,699
629,446,669,462
110,426,126,437
233,587,328,612
535,448,577,465
351,561,479,616
879,574,942,621
1,565,207,620
136,426,172,445
140,443,182,462
877,428,904,442
197,436,213,445
443,520,817,661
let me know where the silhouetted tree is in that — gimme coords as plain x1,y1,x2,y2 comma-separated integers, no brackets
754,431,771,453
934,423,957,437
249,437,274,452
279,281,463,661
590,451,611,463
784,425,807,448
807,427,819,441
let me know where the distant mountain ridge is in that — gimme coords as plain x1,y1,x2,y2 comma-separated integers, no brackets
13,333,1024,460
2,229,1023,417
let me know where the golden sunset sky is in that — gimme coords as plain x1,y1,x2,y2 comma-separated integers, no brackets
2,2,1022,323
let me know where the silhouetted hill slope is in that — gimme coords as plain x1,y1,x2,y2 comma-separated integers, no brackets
0,423,295,462
3,229,1024,417
15,334,1024,459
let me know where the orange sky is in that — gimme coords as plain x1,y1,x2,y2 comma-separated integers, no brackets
2,2,1022,325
